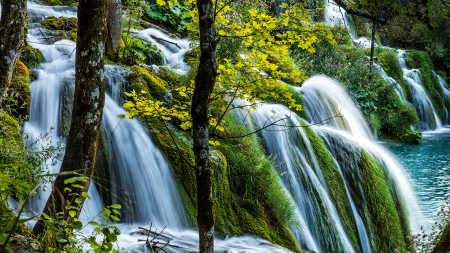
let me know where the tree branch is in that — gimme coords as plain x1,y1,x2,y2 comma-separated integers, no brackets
332,0,388,24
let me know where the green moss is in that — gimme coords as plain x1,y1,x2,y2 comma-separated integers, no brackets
376,48,413,102
330,25,353,47
7,61,31,118
432,221,450,253
359,150,408,252
128,65,169,101
301,126,360,251
21,44,45,70
41,16,78,41
405,50,445,120
143,112,300,251
147,119,197,225
93,130,111,206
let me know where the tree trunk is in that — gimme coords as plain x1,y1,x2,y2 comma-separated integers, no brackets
191,0,217,252
106,0,122,61
33,0,108,235
369,20,376,74
0,0,27,98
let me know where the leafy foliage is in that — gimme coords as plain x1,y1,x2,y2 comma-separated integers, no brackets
124,0,334,144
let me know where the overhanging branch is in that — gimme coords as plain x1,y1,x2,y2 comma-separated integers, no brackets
332,0,388,24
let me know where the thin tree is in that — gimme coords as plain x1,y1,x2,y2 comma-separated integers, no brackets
0,0,27,99
33,0,108,234
191,0,217,251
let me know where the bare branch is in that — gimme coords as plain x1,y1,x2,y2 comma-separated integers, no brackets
332,0,388,24
151,34,182,49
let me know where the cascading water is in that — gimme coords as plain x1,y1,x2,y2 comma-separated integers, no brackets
435,71,450,125
22,2,298,252
373,63,406,101
242,76,422,252
102,66,188,228
325,0,373,48
135,28,190,74
397,50,442,130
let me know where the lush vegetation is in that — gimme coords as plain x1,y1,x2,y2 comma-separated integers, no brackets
2,0,450,252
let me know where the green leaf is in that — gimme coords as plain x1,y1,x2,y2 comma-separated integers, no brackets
69,210,76,218
75,198,82,204
110,215,120,221
110,204,121,209
89,221,100,227
73,220,82,230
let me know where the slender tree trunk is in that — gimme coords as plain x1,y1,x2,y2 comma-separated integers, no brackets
0,0,27,98
33,0,108,235
106,0,122,61
191,0,217,252
369,20,377,74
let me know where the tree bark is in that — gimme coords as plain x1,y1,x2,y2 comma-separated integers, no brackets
106,0,122,61
0,0,27,98
33,0,108,235
369,20,377,74
191,0,217,252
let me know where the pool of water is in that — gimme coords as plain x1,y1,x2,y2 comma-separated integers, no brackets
381,128,450,227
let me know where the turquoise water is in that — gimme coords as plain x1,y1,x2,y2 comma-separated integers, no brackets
382,128,450,226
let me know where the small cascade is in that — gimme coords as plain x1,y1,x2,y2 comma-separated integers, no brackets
373,63,406,101
297,75,373,140
135,28,189,74
325,0,373,48
435,71,450,125
397,50,442,130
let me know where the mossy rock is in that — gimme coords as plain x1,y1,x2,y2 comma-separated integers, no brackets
59,75,76,138
432,220,450,253
0,111,25,164
358,150,409,252
127,65,169,101
145,112,300,251
42,16,78,41
7,60,31,118
21,43,45,70
93,130,111,207
302,126,360,251
0,111,32,201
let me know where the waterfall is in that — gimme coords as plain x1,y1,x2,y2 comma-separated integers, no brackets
325,0,373,48
102,65,188,228
243,76,421,252
373,63,406,101
135,28,190,74
435,71,450,125
24,1,187,228
397,50,442,130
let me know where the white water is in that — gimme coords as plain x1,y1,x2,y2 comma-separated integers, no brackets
435,71,450,125
135,28,189,74
298,75,373,140
325,0,373,48
22,2,298,252
373,63,406,101
300,76,422,233
397,50,442,130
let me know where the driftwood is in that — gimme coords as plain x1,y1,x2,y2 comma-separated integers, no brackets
136,224,184,253
150,34,182,49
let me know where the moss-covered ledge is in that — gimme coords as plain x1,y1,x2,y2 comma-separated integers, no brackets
144,114,301,252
